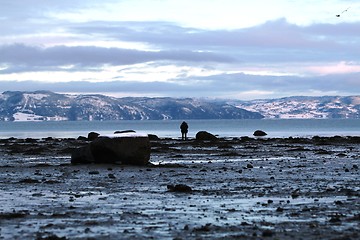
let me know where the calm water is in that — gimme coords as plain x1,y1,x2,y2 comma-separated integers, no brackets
1,119,360,139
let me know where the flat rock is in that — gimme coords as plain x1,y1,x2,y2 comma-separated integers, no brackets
167,184,192,193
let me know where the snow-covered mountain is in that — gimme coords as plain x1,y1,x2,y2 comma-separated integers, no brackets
1,91,359,121
0,91,263,121
233,96,360,119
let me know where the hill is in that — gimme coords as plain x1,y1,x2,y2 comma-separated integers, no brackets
0,91,263,121
233,96,360,119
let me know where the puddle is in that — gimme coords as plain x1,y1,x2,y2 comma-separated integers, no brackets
151,156,298,165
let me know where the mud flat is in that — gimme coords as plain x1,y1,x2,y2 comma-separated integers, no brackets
0,136,359,239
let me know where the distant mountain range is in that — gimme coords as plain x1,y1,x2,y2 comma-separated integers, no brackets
0,91,262,121
0,91,359,121
233,96,360,119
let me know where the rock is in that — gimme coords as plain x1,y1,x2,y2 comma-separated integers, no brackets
329,216,342,223
77,136,88,141
240,136,252,142
167,184,192,193
196,131,218,141
88,132,100,141
148,134,160,141
348,136,360,144
25,138,37,143
71,133,151,165
247,163,254,169
253,130,267,136
316,149,331,155
91,135,150,165
276,207,284,212
114,130,136,134
19,178,41,184
262,229,274,237
71,146,94,164
108,173,116,179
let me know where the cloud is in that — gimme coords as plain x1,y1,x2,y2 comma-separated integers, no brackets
2,18,360,69
169,71,360,97
1,1,360,99
307,61,360,75
69,19,360,63
0,0,114,37
0,1,101,19
0,44,233,73
2,71,359,100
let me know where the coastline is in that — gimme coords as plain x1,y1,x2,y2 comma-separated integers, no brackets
0,135,359,239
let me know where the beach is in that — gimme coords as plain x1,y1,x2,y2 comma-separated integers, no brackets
0,135,359,239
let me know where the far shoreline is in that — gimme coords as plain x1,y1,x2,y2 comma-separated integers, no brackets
1,134,360,143
1,118,360,140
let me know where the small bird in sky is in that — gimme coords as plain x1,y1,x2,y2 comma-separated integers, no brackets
336,7,350,17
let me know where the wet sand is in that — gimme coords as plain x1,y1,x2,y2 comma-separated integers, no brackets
0,136,359,239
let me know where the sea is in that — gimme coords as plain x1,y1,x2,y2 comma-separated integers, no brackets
1,119,360,139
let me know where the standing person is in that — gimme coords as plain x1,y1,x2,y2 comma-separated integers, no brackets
180,121,189,140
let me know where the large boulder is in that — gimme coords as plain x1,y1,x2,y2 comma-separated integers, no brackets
253,130,267,137
71,145,94,164
71,132,151,165
148,134,160,141
195,131,218,141
88,132,100,141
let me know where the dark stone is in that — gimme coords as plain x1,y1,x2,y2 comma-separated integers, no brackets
87,132,100,141
167,184,192,193
90,136,150,165
240,136,252,142
71,146,94,164
77,136,88,141
0,212,28,219
276,207,284,212
253,130,267,137
348,136,360,144
114,130,136,134
108,173,116,179
291,193,300,198
329,216,342,223
148,134,160,140
262,229,274,237
19,178,41,184
196,131,218,141
316,149,331,155
247,163,254,168
194,223,212,232
71,134,151,165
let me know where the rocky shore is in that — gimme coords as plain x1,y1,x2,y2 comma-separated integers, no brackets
0,135,359,239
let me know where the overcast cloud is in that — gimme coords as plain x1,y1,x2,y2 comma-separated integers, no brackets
0,0,360,99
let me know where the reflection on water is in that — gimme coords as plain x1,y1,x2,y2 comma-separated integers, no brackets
151,156,298,165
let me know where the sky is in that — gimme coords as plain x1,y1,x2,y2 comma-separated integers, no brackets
0,0,360,100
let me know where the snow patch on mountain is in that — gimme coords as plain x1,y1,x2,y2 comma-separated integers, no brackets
234,96,360,119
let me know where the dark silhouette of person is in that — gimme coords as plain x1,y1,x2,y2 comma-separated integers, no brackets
180,121,188,140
